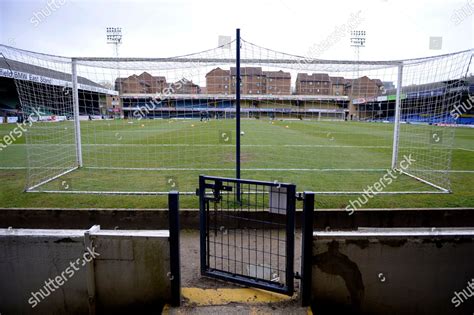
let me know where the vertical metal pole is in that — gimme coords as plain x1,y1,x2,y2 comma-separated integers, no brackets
199,175,207,275
168,191,181,306
301,192,314,306
84,225,100,315
391,63,403,169
236,28,241,180
71,58,83,167
285,184,296,295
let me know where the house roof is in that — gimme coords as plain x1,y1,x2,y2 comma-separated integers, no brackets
205,67,230,77
116,72,166,84
264,70,291,79
230,67,263,76
330,76,346,84
297,73,330,82
174,79,200,88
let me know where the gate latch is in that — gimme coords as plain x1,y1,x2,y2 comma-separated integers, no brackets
196,181,233,202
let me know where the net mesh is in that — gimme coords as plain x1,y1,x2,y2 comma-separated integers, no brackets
0,41,471,194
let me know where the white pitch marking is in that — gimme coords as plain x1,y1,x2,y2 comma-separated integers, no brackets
456,147,474,152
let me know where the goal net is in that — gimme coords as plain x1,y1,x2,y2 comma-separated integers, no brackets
0,41,471,194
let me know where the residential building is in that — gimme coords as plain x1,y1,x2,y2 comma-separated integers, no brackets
205,67,231,94
115,72,167,94
173,79,201,94
295,73,331,95
230,67,265,95
264,70,291,95
330,76,346,96
345,76,384,98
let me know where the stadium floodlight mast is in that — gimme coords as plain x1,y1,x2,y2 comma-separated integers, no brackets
106,27,122,94
106,27,122,57
350,30,366,78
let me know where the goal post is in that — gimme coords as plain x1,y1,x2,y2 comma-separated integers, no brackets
391,63,403,169
0,40,471,195
71,58,83,168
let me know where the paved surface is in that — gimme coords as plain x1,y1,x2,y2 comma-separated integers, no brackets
164,304,311,314
180,230,302,289
165,230,309,314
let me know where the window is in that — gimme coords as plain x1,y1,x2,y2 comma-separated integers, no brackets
309,82,313,85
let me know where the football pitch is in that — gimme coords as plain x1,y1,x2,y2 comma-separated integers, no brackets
0,119,473,209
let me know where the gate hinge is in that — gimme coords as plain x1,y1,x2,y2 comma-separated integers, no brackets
294,272,302,279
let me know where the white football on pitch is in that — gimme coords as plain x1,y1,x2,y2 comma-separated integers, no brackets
240,131,245,135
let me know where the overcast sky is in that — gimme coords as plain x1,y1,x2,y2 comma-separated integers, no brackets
0,0,473,61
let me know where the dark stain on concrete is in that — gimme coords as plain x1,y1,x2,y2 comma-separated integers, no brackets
379,239,407,247
313,241,364,312
345,239,369,249
54,237,77,243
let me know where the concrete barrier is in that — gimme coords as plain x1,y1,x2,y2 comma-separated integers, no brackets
310,228,474,314
1,207,473,230
0,226,174,314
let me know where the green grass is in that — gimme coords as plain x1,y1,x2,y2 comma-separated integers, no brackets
0,119,472,209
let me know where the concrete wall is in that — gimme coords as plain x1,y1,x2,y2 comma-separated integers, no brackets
311,228,474,315
1,208,473,230
0,227,172,314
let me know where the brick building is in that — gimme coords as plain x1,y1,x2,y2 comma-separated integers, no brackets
115,72,167,94
330,76,346,96
230,67,266,94
346,76,384,98
205,67,231,94
264,70,292,95
295,73,331,95
172,79,201,94
205,67,291,95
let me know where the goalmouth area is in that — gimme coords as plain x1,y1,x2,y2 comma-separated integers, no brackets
0,38,473,203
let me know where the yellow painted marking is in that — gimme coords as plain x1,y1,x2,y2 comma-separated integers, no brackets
162,304,170,314
182,287,293,306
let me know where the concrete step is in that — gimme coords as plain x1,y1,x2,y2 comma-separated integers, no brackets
164,303,311,315
163,288,311,315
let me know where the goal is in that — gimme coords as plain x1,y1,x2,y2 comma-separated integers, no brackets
0,40,471,194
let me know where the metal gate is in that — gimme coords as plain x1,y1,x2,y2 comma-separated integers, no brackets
198,175,296,295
